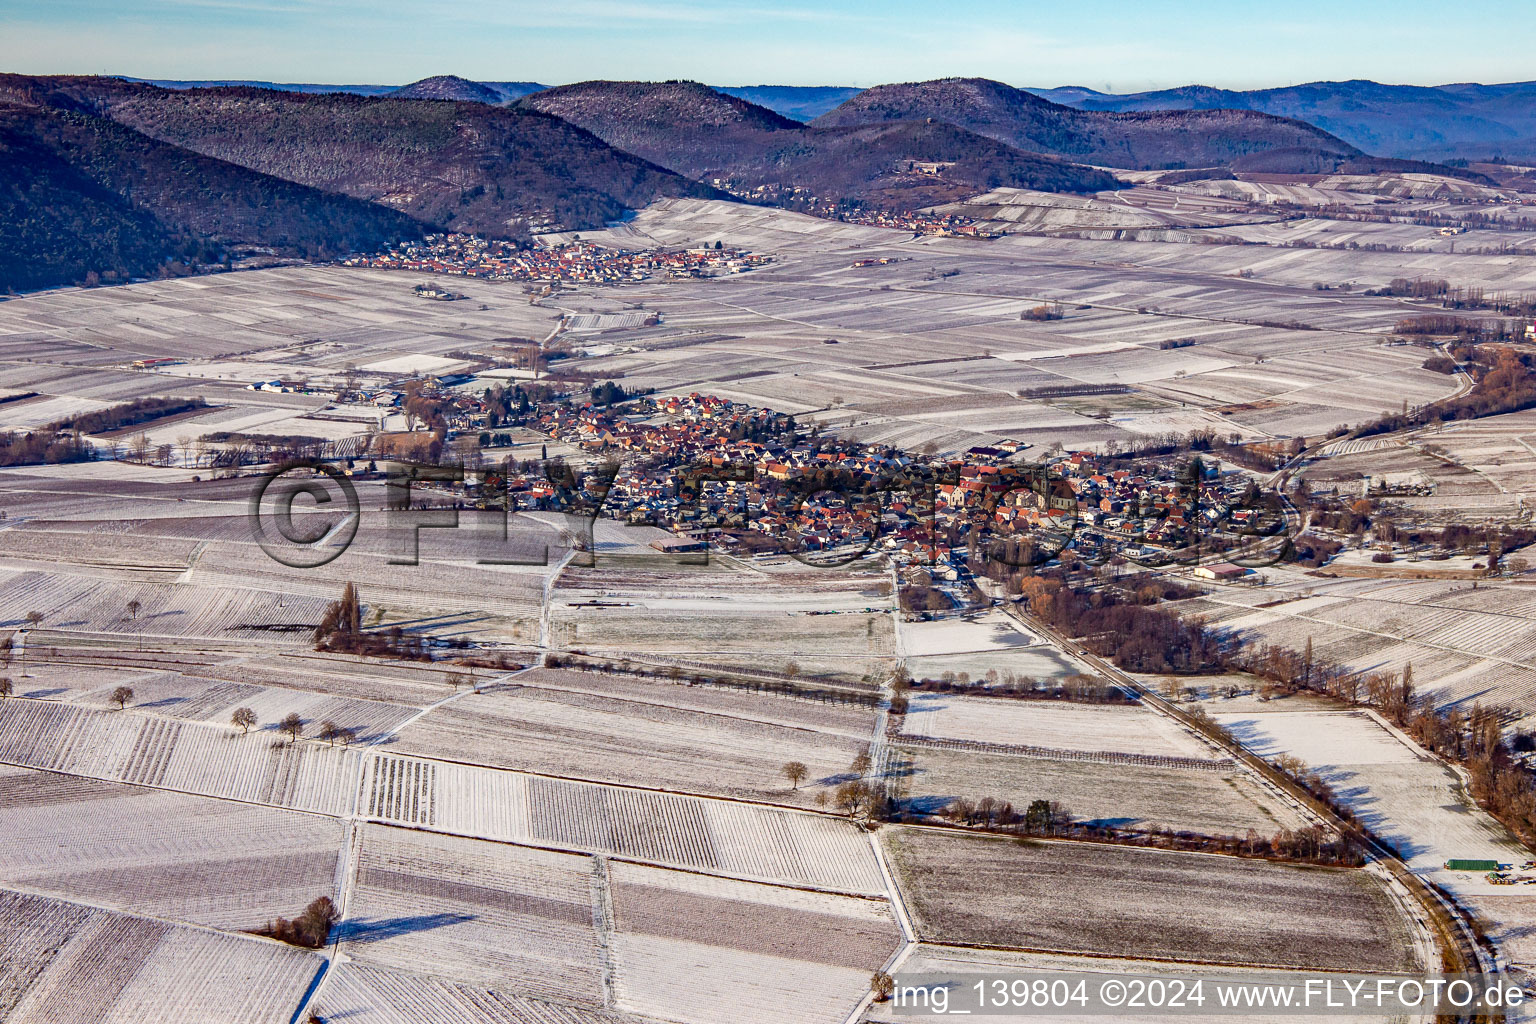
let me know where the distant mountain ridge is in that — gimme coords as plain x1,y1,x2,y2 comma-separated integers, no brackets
127,78,399,96
7,70,1521,293
813,78,1361,171
128,77,852,120
121,75,1536,162
1026,79,1536,161
713,85,861,121
132,76,549,105
1,75,715,239
519,80,1121,206
389,76,546,104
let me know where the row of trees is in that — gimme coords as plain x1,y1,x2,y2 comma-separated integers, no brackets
904,669,1131,705
921,781,1364,867
231,706,358,747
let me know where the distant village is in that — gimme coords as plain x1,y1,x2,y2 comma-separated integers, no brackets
343,233,773,285
710,180,1000,237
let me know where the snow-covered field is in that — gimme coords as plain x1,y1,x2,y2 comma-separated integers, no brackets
361,754,888,895
1214,709,1522,895
0,889,321,1024
343,825,605,1002
0,700,359,815
7,193,1536,1019
900,611,1038,657
387,682,866,805
607,860,899,1024
902,744,1303,835
899,693,1219,760
0,765,342,929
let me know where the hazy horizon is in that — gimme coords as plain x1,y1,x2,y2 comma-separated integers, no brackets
3,0,1535,94
99,74,1536,93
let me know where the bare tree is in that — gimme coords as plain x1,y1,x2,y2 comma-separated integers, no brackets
871,971,895,1002
319,720,340,746
280,712,304,745
125,599,143,651
0,677,11,699
1275,753,1309,778
232,707,257,735
835,780,874,819
110,686,134,710
337,727,357,748
445,671,468,692
782,761,809,790
850,749,872,777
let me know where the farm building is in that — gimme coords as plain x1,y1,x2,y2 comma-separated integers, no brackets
1194,562,1250,581
650,536,709,553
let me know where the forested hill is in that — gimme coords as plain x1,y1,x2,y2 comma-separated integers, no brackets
0,76,718,239
0,101,424,293
814,77,1362,171
520,80,1121,207
1029,79,1536,162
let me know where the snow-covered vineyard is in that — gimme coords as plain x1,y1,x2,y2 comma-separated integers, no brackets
365,755,888,894
0,653,1436,1024
0,700,875,896
0,890,322,1024
1185,574,1536,714
6,190,1536,1023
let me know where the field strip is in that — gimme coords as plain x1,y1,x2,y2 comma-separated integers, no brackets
901,940,1416,975
878,937,1404,973
540,546,578,654
796,277,1394,337
591,855,617,1008
0,700,357,817
0,878,326,953
1251,583,1536,626
1200,593,1536,672
357,752,888,894
894,733,1235,770
0,884,325,1024
870,832,915,944
507,677,872,740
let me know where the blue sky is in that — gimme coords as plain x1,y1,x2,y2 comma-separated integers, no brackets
2,0,1533,91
